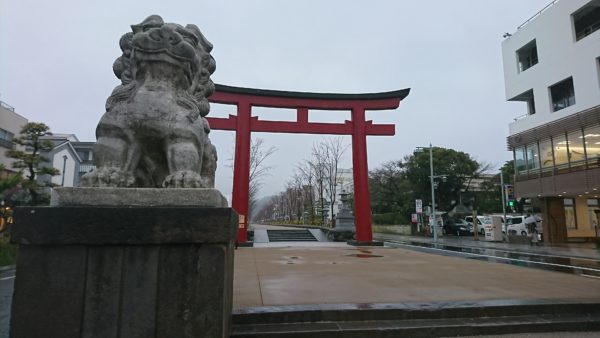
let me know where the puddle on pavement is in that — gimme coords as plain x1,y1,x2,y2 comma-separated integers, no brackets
345,253,384,258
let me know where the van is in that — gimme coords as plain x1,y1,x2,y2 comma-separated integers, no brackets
506,215,543,236
465,215,491,235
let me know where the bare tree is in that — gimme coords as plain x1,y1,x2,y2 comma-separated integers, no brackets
248,138,277,220
310,142,329,225
322,138,349,222
296,160,316,224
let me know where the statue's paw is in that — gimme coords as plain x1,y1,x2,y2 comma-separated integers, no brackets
80,167,134,187
163,170,203,188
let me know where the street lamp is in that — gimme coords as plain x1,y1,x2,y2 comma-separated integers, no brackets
61,155,68,186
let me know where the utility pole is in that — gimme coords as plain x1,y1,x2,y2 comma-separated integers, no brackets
430,144,437,242
501,170,507,239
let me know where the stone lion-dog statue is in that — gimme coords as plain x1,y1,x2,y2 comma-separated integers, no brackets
81,15,217,188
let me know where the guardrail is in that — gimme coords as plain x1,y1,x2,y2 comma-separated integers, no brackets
517,0,559,30
513,113,528,121
0,101,15,112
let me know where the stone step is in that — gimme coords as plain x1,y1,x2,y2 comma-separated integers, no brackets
267,230,317,242
231,300,600,337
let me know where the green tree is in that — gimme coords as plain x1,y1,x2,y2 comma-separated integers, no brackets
0,164,22,193
500,160,514,184
404,147,480,212
5,122,60,205
369,160,412,215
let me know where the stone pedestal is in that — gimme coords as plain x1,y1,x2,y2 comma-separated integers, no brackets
10,188,237,338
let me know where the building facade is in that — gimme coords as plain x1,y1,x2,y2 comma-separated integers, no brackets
0,101,28,176
503,0,600,242
38,134,96,187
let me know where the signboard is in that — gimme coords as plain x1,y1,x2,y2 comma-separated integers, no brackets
411,213,418,223
415,199,423,214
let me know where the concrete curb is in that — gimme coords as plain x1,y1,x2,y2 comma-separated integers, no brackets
0,264,16,272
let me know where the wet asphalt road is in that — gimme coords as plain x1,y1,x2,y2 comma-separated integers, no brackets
383,239,600,279
0,268,15,338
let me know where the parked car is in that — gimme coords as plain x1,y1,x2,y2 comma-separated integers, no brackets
506,215,543,236
465,216,492,235
442,219,473,236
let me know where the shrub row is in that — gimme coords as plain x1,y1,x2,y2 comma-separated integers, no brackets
372,212,408,225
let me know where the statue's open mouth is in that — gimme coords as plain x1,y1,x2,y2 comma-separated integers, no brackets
133,48,195,85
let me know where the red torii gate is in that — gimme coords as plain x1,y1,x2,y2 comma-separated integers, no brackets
207,84,410,244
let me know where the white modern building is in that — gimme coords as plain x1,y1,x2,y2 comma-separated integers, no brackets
503,0,600,242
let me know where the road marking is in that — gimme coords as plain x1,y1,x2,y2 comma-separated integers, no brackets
0,275,15,281
386,242,600,274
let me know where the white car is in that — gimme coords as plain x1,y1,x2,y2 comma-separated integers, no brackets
506,215,543,236
465,216,492,235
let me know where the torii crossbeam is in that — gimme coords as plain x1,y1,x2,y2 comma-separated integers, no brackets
207,84,410,244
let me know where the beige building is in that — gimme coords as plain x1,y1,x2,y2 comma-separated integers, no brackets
0,101,28,176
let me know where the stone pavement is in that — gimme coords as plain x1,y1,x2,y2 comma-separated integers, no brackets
232,242,600,309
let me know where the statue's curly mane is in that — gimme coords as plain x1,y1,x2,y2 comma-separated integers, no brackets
106,17,216,121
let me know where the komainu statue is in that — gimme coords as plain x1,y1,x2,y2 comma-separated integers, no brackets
81,15,217,188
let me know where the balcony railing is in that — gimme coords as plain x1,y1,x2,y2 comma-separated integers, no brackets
576,21,600,41
517,0,560,30
513,113,528,121
0,101,15,112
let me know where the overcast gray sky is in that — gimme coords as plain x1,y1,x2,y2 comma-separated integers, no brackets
1,0,551,202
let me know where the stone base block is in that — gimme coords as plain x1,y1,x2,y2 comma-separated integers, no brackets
236,241,254,247
51,187,228,207
10,205,237,338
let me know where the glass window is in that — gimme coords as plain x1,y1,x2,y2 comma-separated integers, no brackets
516,40,538,72
0,128,13,141
564,198,577,229
589,199,600,230
526,142,539,171
514,147,527,173
550,77,576,112
553,134,569,169
584,125,600,164
539,139,554,170
507,217,523,225
573,0,600,41
568,129,586,167
0,128,14,149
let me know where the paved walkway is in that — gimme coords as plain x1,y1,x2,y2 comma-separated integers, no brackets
232,241,600,309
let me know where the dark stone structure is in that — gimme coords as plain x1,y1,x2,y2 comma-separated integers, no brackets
10,203,237,337
10,14,237,338
327,191,357,242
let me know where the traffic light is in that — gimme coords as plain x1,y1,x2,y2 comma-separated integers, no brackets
505,184,515,207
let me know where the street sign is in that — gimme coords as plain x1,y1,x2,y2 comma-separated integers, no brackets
416,199,423,213
411,213,418,223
